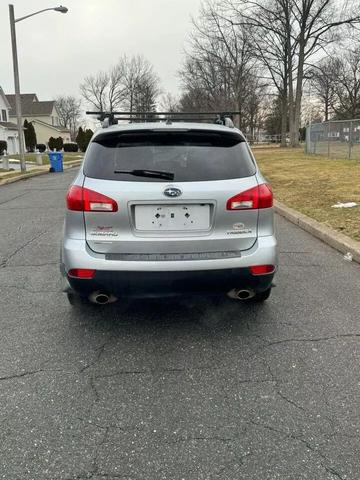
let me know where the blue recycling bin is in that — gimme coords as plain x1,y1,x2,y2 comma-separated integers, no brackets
48,151,63,172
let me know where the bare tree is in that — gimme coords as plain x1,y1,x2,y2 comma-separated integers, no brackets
308,57,340,121
120,55,161,113
80,55,161,115
107,63,127,112
224,0,360,146
55,95,82,140
80,71,109,112
222,0,291,145
160,92,180,112
332,47,360,119
179,0,265,133
290,0,360,146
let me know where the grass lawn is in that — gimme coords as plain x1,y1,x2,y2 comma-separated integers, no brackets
7,152,83,165
254,147,360,242
0,152,83,182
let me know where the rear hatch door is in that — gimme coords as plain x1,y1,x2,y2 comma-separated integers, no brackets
82,128,259,256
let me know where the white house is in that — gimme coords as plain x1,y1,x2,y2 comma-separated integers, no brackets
6,93,70,145
0,86,22,154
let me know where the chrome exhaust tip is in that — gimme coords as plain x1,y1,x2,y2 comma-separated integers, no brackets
89,291,117,304
227,288,255,300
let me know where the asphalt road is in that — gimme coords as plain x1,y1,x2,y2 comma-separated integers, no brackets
1,169,360,480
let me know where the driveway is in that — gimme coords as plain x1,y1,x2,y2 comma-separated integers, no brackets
0,170,359,480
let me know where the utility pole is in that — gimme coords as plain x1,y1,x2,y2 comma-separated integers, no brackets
8,4,68,174
9,4,26,173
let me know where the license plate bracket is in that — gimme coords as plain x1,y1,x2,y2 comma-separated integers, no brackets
135,204,210,231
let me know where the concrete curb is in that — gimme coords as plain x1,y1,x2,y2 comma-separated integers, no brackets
0,160,82,186
275,200,360,264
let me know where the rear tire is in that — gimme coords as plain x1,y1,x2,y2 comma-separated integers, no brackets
246,287,272,303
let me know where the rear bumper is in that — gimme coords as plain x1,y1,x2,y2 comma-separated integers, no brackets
64,267,274,297
61,235,277,297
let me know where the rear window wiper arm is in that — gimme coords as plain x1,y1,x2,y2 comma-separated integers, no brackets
114,169,174,180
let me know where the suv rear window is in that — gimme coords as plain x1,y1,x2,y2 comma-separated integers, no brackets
84,130,256,182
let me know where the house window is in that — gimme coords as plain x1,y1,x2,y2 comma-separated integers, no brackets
1,109,7,122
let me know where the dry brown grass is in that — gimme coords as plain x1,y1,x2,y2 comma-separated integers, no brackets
254,147,360,241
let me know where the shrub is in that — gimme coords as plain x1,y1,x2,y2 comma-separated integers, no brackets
36,143,46,153
56,136,64,151
0,141,7,155
84,129,93,151
76,127,93,152
48,137,56,150
48,136,64,151
23,119,37,152
63,142,78,152
76,127,85,152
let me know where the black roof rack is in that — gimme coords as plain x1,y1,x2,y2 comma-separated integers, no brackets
86,111,240,128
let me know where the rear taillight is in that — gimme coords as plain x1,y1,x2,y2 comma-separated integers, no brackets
68,268,96,279
227,184,273,210
66,186,118,212
250,265,275,275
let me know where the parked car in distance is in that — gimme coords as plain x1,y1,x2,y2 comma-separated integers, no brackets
61,117,277,306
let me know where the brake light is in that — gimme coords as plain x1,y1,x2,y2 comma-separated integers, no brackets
66,186,118,212
250,265,275,275
227,184,273,210
68,268,96,279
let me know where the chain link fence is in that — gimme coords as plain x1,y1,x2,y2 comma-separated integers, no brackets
246,134,282,144
306,119,360,160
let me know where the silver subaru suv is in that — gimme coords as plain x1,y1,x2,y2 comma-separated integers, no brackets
61,118,277,306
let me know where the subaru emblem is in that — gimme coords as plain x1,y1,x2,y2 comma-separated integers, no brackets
163,187,182,198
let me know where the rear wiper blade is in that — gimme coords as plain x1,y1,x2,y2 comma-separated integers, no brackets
114,169,174,180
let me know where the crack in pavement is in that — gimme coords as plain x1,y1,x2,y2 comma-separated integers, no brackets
0,368,69,381
80,339,113,374
0,230,49,268
0,369,45,381
0,261,59,269
256,334,360,353
162,435,234,445
63,425,113,480
248,419,345,480
93,367,275,381
275,389,309,415
0,191,29,206
262,359,338,432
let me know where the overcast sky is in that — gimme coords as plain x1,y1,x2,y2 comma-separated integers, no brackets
0,0,202,105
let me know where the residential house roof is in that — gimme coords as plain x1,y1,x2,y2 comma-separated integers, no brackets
6,94,55,116
0,87,12,109
31,118,70,133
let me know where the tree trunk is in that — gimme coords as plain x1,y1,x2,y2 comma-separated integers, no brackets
292,35,306,148
325,98,329,122
285,3,295,148
288,67,295,147
280,95,288,147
